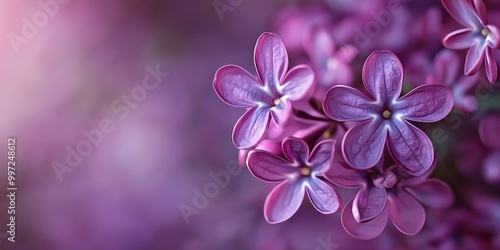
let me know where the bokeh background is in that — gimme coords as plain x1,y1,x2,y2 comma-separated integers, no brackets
0,0,499,249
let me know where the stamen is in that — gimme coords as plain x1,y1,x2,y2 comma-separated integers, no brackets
300,167,311,176
274,98,281,106
382,110,392,119
481,28,489,37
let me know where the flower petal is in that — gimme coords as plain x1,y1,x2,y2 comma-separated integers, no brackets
395,85,453,122
404,179,454,208
482,151,500,183
441,0,482,29
213,65,266,107
485,48,498,83
472,0,487,25
353,185,387,223
303,25,335,65
479,114,500,149
362,51,403,103
270,99,292,125
323,86,378,122
306,177,340,214
433,50,460,85
343,119,387,170
254,33,289,89
308,140,335,173
264,180,305,224
324,162,367,188
464,41,486,75
388,189,425,235
247,150,295,182
280,65,315,101
387,120,434,176
486,25,500,49
282,137,309,164
233,106,270,149
443,28,476,50
341,199,388,240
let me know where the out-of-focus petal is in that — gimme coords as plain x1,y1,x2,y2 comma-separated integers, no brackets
464,41,486,75
323,86,378,122
362,51,403,103
388,189,425,235
441,0,482,29
353,185,387,223
280,65,315,101
264,180,305,224
387,120,434,176
308,140,335,173
343,119,387,170
254,32,289,88
306,177,340,214
472,0,487,25
395,85,453,122
485,48,498,83
324,162,367,188
341,199,388,240
432,50,460,85
482,151,500,183
405,179,454,208
233,106,270,149
213,65,266,107
282,137,309,164
443,28,476,50
486,25,500,49
303,25,334,64
247,150,295,182
479,114,500,149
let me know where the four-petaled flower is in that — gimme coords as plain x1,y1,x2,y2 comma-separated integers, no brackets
247,137,340,223
213,32,316,149
326,160,454,239
442,0,500,82
323,51,453,175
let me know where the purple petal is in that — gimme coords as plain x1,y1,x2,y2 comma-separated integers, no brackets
486,25,500,49
433,50,460,85
213,65,266,107
443,28,476,50
282,137,309,164
306,177,340,214
479,114,500,149
264,180,304,224
323,86,378,122
387,120,434,176
388,189,425,235
441,0,482,29
404,179,454,208
280,65,315,101
324,162,367,188
308,140,335,173
341,199,388,240
482,151,500,183
362,51,403,103
353,185,387,223
485,48,498,83
270,99,292,125
303,25,335,64
254,33,289,88
395,85,453,122
343,119,387,170
465,41,486,75
247,150,295,182
233,106,270,149
472,0,487,25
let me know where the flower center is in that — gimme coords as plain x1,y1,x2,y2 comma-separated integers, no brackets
300,166,311,177
382,110,392,119
373,171,398,189
273,98,281,106
481,28,489,37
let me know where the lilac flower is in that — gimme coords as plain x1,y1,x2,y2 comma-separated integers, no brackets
442,0,500,82
427,49,479,112
247,138,340,223
323,51,453,175
326,160,454,239
479,113,500,182
213,32,316,149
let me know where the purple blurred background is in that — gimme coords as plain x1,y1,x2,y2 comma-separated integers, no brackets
0,0,499,249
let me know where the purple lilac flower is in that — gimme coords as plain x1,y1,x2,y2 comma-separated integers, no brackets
479,113,500,182
442,0,500,82
323,51,453,175
326,160,454,239
247,137,340,223
213,33,316,149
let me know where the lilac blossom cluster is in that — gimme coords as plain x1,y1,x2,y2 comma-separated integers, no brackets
213,0,500,244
